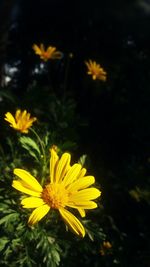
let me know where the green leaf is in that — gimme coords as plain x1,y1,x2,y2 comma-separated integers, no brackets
19,136,41,161
78,154,87,166
0,212,19,226
0,237,9,252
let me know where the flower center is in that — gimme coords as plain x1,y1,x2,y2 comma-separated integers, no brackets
43,51,50,59
42,183,68,209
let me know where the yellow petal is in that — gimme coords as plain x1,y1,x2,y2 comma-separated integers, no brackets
69,188,101,201
50,148,59,183
63,164,82,186
14,168,43,192
55,153,71,183
40,43,45,53
21,197,45,208
78,208,86,217
23,118,37,129
21,110,27,120
12,180,41,197
59,208,85,238
52,51,63,59
15,109,21,120
33,44,42,55
4,112,16,126
67,200,98,209
28,205,50,225
67,176,95,191
76,168,87,179
47,46,55,54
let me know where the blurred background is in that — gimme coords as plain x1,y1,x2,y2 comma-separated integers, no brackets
0,0,150,266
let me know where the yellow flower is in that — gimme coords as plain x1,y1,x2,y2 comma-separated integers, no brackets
12,148,101,237
4,110,37,133
32,43,63,62
85,59,107,81
99,241,112,256
103,241,112,249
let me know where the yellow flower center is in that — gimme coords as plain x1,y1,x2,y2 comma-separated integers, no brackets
42,183,68,209
43,51,50,59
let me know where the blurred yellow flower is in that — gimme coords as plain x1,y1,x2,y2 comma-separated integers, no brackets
4,110,37,133
103,241,112,249
32,43,63,62
12,148,101,237
99,241,112,256
85,59,107,81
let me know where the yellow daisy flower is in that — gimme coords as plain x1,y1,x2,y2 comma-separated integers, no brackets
100,241,112,256
32,43,63,62
4,109,37,133
12,148,101,237
85,59,107,81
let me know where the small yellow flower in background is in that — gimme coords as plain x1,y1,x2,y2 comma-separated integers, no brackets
50,144,59,153
12,148,101,238
4,110,37,133
103,241,112,249
85,59,107,81
99,241,112,256
32,43,63,62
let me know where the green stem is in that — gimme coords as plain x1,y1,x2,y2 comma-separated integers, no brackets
30,128,47,185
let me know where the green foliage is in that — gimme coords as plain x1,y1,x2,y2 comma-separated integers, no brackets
0,100,106,266
19,136,41,162
35,230,61,267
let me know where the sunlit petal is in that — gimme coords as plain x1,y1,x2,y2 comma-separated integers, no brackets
12,180,41,197
55,153,71,183
77,208,86,217
69,188,101,201
50,148,59,183
4,112,17,126
32,44,42,55
21,197,45,208
14,168,42,192
67,200,98,209
59,208,85,237
62,164,81,186
28,205,50,225
76,168,87,179
67,176,95,191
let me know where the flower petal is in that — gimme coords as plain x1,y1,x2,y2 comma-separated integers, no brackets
67,200,98,209
77,208,86,218
67,176,95,191
4,112,16,126
63,164,82,186
59,208,85,238
69,188,101,201
76,168,87,179
52,51,63,59
28,205,50,225
50,148,59,183
55,153,71,183
12,180,41,197
21,197,45,208
15,109,21,120
33,44,42,55
14,168,43,192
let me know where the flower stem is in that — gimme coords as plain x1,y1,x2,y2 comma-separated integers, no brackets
30,128,47,185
